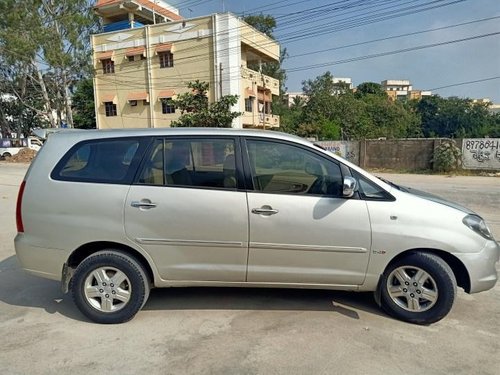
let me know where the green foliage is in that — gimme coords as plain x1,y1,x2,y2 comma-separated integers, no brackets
417,96,499,138
279,72,421,140
0,0,98,129
171,81,241,128
355,82,387,98
72,79,96,129
432,140,462,172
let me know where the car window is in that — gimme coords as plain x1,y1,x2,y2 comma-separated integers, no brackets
246,139,342,196
353,171,393,200
52,138,147,184
137,138,237,189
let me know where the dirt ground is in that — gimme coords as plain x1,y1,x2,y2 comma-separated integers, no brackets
0,162,498,375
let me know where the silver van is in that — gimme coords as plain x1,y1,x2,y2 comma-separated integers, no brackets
14,129,499,324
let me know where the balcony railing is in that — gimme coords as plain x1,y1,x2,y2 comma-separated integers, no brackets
242,112,280,128
241,67,279,96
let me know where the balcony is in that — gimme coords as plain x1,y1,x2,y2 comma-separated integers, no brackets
241,67,279,97
242,112,280,129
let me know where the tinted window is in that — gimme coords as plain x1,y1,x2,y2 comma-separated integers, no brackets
353,172,394,201
136,138,237,189
246,140,342,196
52,138,148,184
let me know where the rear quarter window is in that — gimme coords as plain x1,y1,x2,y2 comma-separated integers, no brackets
51,137,150,184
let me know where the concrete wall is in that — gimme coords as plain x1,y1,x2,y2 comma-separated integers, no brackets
317,138,500,171
362,139,440,170
462,138,500,170
315,141,359,165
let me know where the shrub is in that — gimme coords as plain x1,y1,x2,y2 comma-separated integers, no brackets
432,140,462,172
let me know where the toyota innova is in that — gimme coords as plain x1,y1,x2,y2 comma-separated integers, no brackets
15,129,499,324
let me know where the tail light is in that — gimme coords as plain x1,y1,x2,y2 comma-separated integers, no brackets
16,180,26,233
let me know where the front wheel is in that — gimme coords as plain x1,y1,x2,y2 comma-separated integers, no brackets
71,250,150,324
379,252,457,324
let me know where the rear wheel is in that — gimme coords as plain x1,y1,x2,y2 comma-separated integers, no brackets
2,152,11,159
71,250,150,324
379,252,456,324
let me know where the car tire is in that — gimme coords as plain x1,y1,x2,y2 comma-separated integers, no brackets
71,250,150,324
379,252,456,325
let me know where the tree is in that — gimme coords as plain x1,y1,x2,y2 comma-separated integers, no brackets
242,14,276,38
0,0,98,130
355,82,387,98
72,78,96,129
0,66,49,137
416,96,499,138
171,81,242,128
279,73,422,140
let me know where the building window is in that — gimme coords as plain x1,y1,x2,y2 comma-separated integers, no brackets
265,101,272,114
105,102,117,117
102,59,114,74
127,56,135,62
129,100,137,107
159,52,174,68
245,98,254,112
161,98,175,114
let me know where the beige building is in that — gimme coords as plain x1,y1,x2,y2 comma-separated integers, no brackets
92,0,280,129
381,79,432,101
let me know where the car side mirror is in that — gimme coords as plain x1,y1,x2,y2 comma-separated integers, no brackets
342,176,357,198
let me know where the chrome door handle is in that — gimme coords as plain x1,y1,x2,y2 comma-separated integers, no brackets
251,206,279,216
131,200,157,209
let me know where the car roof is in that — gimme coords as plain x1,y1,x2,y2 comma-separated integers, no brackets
49,128,312,146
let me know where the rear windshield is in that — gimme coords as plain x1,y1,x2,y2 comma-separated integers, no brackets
51,137,150,184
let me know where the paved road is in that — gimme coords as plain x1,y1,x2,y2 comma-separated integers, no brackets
0,162,499,375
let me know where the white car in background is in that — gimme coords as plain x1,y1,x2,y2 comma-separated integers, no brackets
0,137,43,159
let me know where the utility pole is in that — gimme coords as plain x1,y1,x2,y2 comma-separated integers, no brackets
259,60,266,130
153,0,156,24
219,63,223,99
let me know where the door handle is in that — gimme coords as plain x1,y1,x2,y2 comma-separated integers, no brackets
251,206,279,216
131,200,157,209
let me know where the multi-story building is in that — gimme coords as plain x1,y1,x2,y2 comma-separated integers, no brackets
92,0,280,129
381,79,431,101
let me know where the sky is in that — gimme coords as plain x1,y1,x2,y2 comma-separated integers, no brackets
168,0,500,102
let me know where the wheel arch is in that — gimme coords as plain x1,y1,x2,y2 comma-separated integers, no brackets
67,241,155,286
387,248,471,293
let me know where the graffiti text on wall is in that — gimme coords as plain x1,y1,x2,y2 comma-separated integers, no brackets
462,138,500,170
315,141,360,165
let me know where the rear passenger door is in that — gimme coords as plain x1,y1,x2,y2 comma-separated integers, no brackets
124,137,249,282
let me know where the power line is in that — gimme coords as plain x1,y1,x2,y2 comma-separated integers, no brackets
287,15,500,59
3,0,473,74
428,76,500,91
286,31,500,72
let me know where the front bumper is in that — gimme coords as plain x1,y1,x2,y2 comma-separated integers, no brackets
454,240,500,293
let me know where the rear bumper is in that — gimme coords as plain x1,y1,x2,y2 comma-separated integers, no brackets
454,240,500,293
14,234,67,281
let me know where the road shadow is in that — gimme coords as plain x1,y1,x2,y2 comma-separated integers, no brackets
0,255,86,321
0,254,389,322
144,287,388,321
